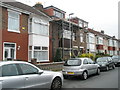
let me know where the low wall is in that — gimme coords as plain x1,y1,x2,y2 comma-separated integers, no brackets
36,62,64,71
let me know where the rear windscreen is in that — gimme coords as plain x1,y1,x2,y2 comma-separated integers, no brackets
64,59,81,66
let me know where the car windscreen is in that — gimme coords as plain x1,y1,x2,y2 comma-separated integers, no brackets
64,59,81,66
112,56,120,59
96,57,108,62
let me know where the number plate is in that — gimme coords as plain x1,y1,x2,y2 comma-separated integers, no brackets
67,72,74,74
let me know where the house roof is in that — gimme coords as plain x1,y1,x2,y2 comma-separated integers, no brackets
44,5,66,13
3,2,51,19
88,28,112,39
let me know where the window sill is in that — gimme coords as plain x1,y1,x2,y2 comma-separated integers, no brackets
8,29,20,33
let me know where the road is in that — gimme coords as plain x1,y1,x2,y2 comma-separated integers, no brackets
62,67,119,88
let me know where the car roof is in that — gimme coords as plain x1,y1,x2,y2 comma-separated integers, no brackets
69,58,89,61
0,61,30,66
97,56,111,58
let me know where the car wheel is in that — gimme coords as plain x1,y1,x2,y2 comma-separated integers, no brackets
112,65,115,69
96,68,100,75
82,71,88,80
63,75,68,79
106,66,109,71
51,77,62,90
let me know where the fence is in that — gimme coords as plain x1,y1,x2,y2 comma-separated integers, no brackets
36,62,64,71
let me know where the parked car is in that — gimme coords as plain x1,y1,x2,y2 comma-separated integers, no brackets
62,58,100,80
0,61,63,90
112,55,120,66
96,57,115,71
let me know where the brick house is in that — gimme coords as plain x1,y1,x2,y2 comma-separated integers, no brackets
0,2,50,62
44,6,88,60
0,2,29,61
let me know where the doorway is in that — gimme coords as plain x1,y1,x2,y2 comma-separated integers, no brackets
3,43,16,60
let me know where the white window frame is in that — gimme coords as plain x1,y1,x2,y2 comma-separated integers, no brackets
29,46,49,62
3,42,16,60
8,9,21,33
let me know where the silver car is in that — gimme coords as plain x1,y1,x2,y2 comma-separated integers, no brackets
62,58,100,80
0,61,63,90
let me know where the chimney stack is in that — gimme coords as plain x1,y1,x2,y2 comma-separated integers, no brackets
33,2,44,11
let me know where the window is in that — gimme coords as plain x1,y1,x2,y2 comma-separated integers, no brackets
19,64,38,75
88,33,95,43
63,30,71,39
88,59,94,64
42,47,48,50
80,33,83,42
2,64,18,77
108,39,113,46
53,10,64,18
79,20,83,27
8,10,20,32
83,59,88,64
97,37,103,45
34,51,48,61
34,23,48,36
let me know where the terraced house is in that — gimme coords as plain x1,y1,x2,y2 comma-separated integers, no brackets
0,2,29,61
44,6,89,60
0,1,119,62
0,2,50,62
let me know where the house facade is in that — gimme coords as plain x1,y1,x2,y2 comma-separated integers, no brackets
28,13,50,62
1,2,29,61
0,2,50,62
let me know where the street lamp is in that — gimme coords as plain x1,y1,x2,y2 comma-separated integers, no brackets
69,13,74,58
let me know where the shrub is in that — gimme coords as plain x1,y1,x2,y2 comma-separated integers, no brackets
54,49,62,62
78,53,95,60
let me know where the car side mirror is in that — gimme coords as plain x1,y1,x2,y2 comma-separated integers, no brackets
38,70,43,75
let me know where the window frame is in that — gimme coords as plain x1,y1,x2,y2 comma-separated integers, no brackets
8,9,20,33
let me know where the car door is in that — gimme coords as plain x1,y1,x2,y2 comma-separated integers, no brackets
18,63,51,88
1,64,25,89
108,57,114,67
82,59,92,75
87,59,95,74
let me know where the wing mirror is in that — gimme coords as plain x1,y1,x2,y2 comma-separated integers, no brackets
38,70,44,75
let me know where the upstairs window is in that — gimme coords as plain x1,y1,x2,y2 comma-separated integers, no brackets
53,10,64,18
8,10,20,33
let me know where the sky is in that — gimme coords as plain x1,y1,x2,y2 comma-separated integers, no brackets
16,0,119,38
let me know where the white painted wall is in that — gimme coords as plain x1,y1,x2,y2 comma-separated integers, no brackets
29,34,49,47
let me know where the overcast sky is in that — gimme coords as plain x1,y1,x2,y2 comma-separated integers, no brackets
16,0,119,38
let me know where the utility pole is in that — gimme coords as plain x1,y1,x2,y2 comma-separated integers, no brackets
69,13,74,58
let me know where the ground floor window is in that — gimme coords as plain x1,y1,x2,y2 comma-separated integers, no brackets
3,42,16,60
109,51,113,55
29,46,49,62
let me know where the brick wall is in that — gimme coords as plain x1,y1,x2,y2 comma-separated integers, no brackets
2,7,29,61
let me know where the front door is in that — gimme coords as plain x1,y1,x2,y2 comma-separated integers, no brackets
3,43,16,60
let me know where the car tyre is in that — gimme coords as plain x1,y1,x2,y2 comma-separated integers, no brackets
112,64,115,69
96,68,100,75
51,77,62,90
82,71,88,80
106,66,109,71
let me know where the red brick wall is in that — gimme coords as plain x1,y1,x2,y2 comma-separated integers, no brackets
108,46,113,51
49,22,53,62
0,7,2,60
96,45,104,50
44,8,54,16
70,18,79,24
2,7,29,61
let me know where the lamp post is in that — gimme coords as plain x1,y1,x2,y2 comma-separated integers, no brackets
69,13,74,58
